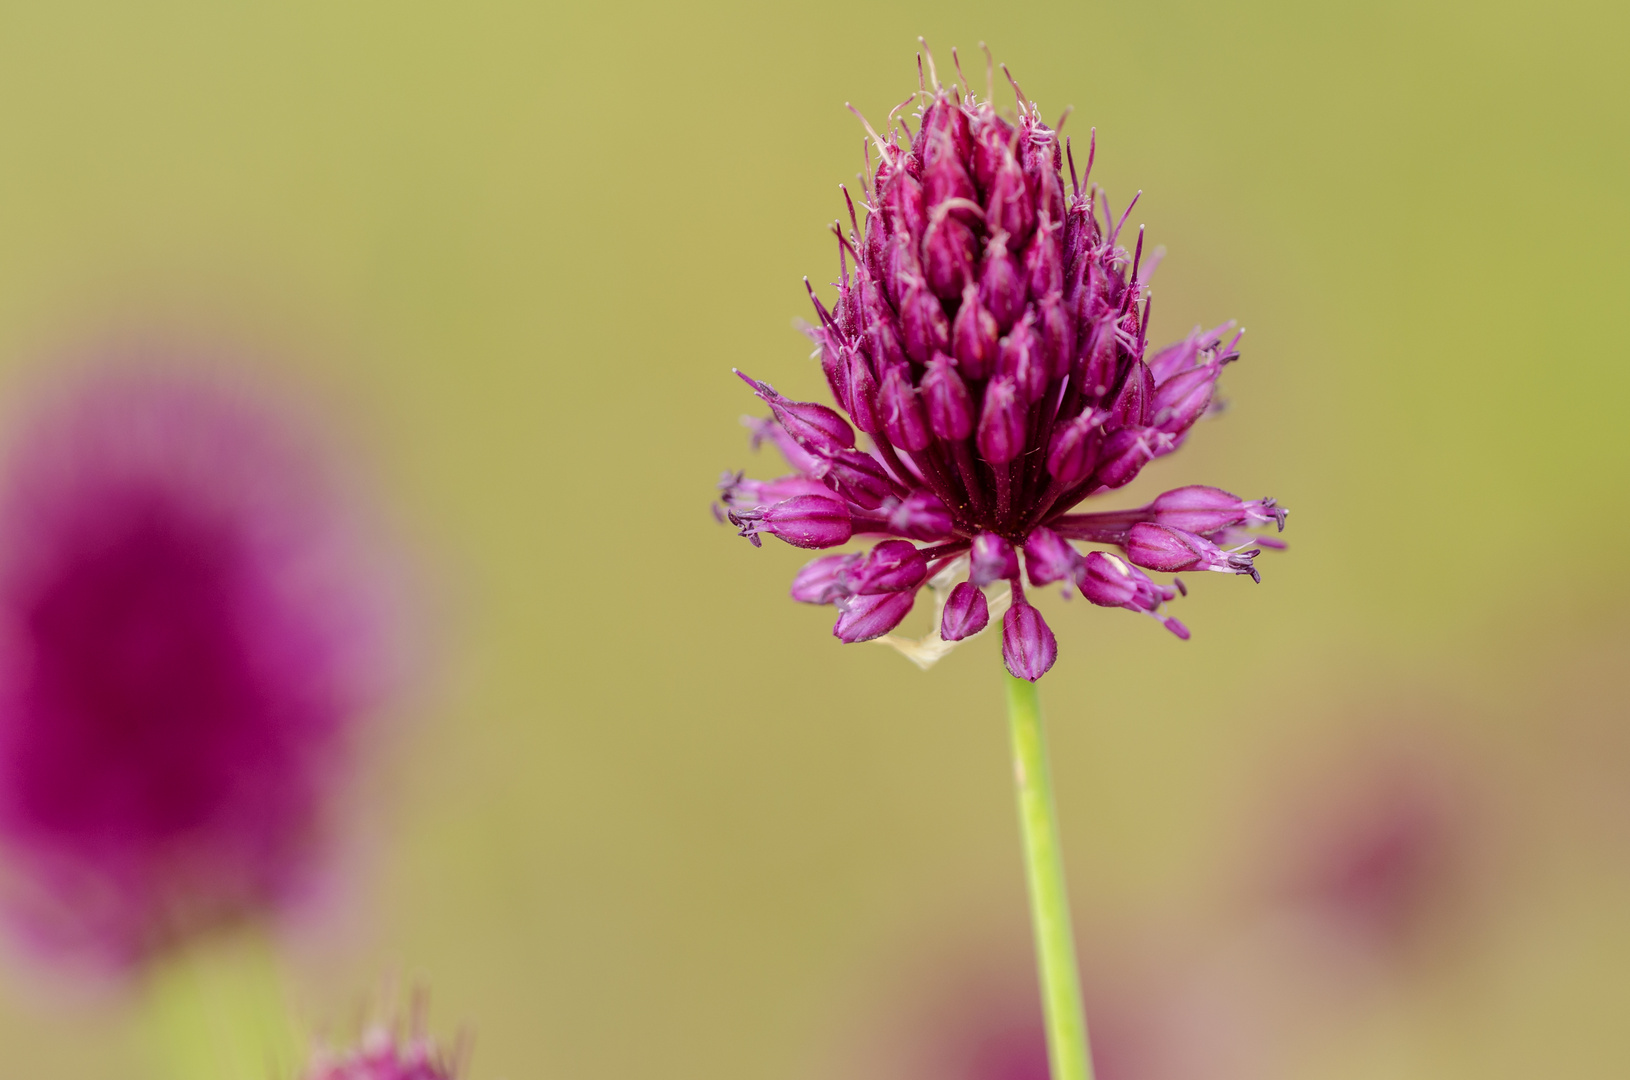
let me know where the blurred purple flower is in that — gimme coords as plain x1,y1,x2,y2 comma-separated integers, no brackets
717,51,1285,679
0,367,396,968
1268,747,1483,965
306,1027,459,1080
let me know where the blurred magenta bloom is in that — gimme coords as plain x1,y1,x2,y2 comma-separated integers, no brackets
718,53,1285,680
0,367,395,968
306,1027,459,1080
1268,746,1484,966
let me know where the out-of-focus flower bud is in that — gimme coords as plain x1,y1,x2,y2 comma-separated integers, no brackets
887,490,955,542
971,533,1021,587
789,553,862,604
1023,526,1083,587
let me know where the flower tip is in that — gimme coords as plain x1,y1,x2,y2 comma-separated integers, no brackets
1163,616,1191,640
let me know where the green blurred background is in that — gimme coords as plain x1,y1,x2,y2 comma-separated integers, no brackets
0,1,1626,1077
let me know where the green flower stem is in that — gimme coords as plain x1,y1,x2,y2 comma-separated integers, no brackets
143,930,299,1080
1005,673,1094,1080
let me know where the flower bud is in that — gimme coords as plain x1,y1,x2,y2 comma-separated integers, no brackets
951,286,1000,380
1151,359,1220,436
850,539,929,594
923,212,979,300
1077,551,1187,641
843,349,882,433
900,280,951,363
979,231,1026,331
1037,292,1076,380
1025,140,1067,224
922,141,977,208
922,355,975,440
1045,410,1105,489
860,283,907,370
1126,522,1260,581
997,318,1048,403
1080,321,1121,401
882,231,921,309
1147,320,1236,382
882,169,926,242
1145,336,1198,384
790,553,861,604
1108,361,1155,430
940,581,990,641
971,113,1015,191
920,94,972,164
878,365,932,452
888,490,955,541
805,323,849,406
1092,426,1173,490
1148,486,1287,534
728,493,852,549
1023,216,1063,299
1003,600,1057,681
833,589,916,643
813,449,894,510
985,153,1036,246
1023,526,1083,586
1077,550,1139,607
970,532,1019,586
736,371,855,454
976,377,1027,464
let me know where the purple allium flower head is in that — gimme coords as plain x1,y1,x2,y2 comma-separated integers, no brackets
716,45,1287,679
0,366,396,968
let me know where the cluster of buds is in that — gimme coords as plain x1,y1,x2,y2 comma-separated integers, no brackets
718,46,1285,681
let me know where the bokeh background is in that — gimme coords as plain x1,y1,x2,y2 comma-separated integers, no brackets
0,1,1626,1077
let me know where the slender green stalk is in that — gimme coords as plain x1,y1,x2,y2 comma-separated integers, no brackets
143,930,299,1080
1005,673,1094,1080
